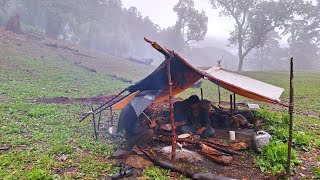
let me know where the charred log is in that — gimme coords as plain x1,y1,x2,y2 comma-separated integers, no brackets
140,148,233,180
198,143,233,165
155,135,241,155
155,136,234,165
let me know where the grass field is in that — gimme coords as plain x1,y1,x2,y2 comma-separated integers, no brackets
0,29,319,179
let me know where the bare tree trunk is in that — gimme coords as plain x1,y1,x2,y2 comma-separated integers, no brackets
238,55,244,72
6,13,21,34
237,33,244,72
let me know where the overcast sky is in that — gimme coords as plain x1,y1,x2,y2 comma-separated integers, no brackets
121,0,234,40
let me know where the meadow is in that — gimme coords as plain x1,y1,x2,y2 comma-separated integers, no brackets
0,32,319,179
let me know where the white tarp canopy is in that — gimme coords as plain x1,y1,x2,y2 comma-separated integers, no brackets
204,65,285,104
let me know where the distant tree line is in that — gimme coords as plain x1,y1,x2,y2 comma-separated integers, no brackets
0,0,207,61
1,0,319,70
210,0,320,71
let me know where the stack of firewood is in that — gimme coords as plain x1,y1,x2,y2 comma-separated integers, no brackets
154,134,246,165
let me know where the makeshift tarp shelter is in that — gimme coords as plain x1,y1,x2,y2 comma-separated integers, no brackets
106,40,284,111
84,37,286,128
81,37,285,160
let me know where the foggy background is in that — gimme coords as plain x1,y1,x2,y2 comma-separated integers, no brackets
0,0,319,71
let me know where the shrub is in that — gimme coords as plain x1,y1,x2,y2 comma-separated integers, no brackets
312,168,320,179
51,143,73,155
143,166,171,180
254,110,314,148
25,168,53,180
256,140,300,175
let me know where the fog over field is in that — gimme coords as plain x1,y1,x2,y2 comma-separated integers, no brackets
0,0,319,71
1,1,320,179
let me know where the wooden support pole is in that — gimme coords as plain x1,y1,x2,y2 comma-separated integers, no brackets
97,111,102,133
233,93,236,111
286,58,294,175
167,58,176,162
218,86,221,105
109,107,114,127
92,107,98,140
229,94,233,116
200,88,203,100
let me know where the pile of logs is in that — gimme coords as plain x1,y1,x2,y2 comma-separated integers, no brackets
154,134,243,165
140,137,240,180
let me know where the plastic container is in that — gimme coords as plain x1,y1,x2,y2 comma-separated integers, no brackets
229,131,236,141
251,131,272,153
109,126,117,136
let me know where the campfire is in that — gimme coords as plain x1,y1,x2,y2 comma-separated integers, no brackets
108,100,258,179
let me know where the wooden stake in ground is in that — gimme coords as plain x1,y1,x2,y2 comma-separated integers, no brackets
233,93,236,111
218,86,221,105
286,58,294,175
229,94,233,116
167,58,176,162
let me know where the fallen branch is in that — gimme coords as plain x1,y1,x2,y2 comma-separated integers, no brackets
139,148,193,178
155,136,234,165
198,144,233,165
199,138,229,147
202,142,242,156
139,148,233,180
44,42,78,52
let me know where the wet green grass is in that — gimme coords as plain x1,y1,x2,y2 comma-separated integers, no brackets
1,37,319,179
0,43,132,179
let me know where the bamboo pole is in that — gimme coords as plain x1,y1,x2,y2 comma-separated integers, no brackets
167,58,176,162
286,58,294,175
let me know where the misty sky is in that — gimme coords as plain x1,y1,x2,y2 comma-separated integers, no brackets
121,0,234,40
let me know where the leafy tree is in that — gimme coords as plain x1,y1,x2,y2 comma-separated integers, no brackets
209,0,291,71
0,0,17,23
282,0,320,69
158,25,185,53
250,31,288,71
173,0,208,45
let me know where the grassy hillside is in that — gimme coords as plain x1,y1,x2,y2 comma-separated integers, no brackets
0,27,319,179
0,28,155,179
